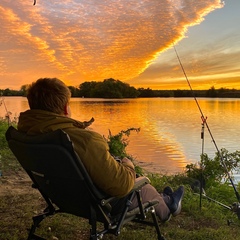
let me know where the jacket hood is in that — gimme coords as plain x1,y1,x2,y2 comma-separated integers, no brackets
18,109,94,135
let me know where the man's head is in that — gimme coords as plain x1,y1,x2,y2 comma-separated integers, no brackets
27,78,71,115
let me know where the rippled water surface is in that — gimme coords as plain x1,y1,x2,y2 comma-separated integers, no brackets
1,97,240,174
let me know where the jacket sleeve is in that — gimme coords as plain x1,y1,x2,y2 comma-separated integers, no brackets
67,128,136,198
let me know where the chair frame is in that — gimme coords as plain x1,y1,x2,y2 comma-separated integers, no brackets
6,126,166,240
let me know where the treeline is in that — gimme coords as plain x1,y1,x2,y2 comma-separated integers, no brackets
1,78,240,98
138,87,240,98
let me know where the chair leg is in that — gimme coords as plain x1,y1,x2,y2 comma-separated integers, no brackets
27,214,47,240
89,230,98,240
150,207,166,240
89,223,98,240
89,205,99,240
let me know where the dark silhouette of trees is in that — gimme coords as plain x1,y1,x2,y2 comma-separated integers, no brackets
68,86,80,97
0,88,22,96
206,86,217,98
138,88,155,97
174,90,193,97
20,84,29,96
1,81,240,98
79,78,140,98
78,81,98,97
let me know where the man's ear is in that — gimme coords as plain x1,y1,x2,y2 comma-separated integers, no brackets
64,104,71,117
64,104,68,116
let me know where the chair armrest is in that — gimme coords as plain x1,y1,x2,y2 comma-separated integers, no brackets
132,176,150,191
101,196,116,206
100,177,150,207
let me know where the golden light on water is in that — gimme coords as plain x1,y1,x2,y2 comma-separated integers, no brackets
1,97,240,174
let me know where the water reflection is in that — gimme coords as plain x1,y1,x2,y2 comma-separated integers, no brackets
1,97,240,175
71,98,240,174
0,97,28,121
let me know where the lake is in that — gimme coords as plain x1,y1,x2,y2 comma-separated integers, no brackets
1,97,240,175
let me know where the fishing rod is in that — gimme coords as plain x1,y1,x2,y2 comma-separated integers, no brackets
173,44,240,205
0,96,12,126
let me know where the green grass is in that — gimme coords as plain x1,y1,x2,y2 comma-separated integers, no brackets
1,176,240,240
0,120,21,172
1,120,240,240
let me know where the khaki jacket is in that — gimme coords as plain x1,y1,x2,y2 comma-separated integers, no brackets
18,109,136,197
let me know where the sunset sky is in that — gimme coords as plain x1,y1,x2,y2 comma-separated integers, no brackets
0,0,239,90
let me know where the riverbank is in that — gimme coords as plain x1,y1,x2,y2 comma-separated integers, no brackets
1,121,240,239
1,166,240,240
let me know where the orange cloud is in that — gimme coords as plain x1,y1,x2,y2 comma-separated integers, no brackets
0,0,225,89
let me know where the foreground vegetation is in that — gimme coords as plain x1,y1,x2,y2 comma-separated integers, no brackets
1,120,240,239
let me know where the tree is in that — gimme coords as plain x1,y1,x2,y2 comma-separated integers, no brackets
206,86,217,98
68,86,80,97
79,78,139,98
20,85,30,96
79,81,98,97
138,88,155,97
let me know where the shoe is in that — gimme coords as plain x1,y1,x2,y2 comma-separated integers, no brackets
167,186,184,217
163,186,173,196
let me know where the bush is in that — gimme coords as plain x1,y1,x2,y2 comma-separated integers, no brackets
0,120,20,172
106,127,144,175
0,120,10,149
186,149,240,188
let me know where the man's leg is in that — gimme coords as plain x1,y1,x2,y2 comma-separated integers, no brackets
129,184,184,222
129,184,171,222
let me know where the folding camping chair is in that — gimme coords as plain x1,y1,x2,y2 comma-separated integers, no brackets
5,126,166,240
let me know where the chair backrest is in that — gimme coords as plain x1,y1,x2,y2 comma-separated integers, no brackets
5,126,109,220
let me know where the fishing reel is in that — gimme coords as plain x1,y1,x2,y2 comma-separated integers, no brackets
226,202,240,226
231,202,240,220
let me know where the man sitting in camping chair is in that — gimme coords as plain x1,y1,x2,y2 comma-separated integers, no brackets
16,78,184,235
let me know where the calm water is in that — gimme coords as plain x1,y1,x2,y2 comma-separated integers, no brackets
1,97,240,175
